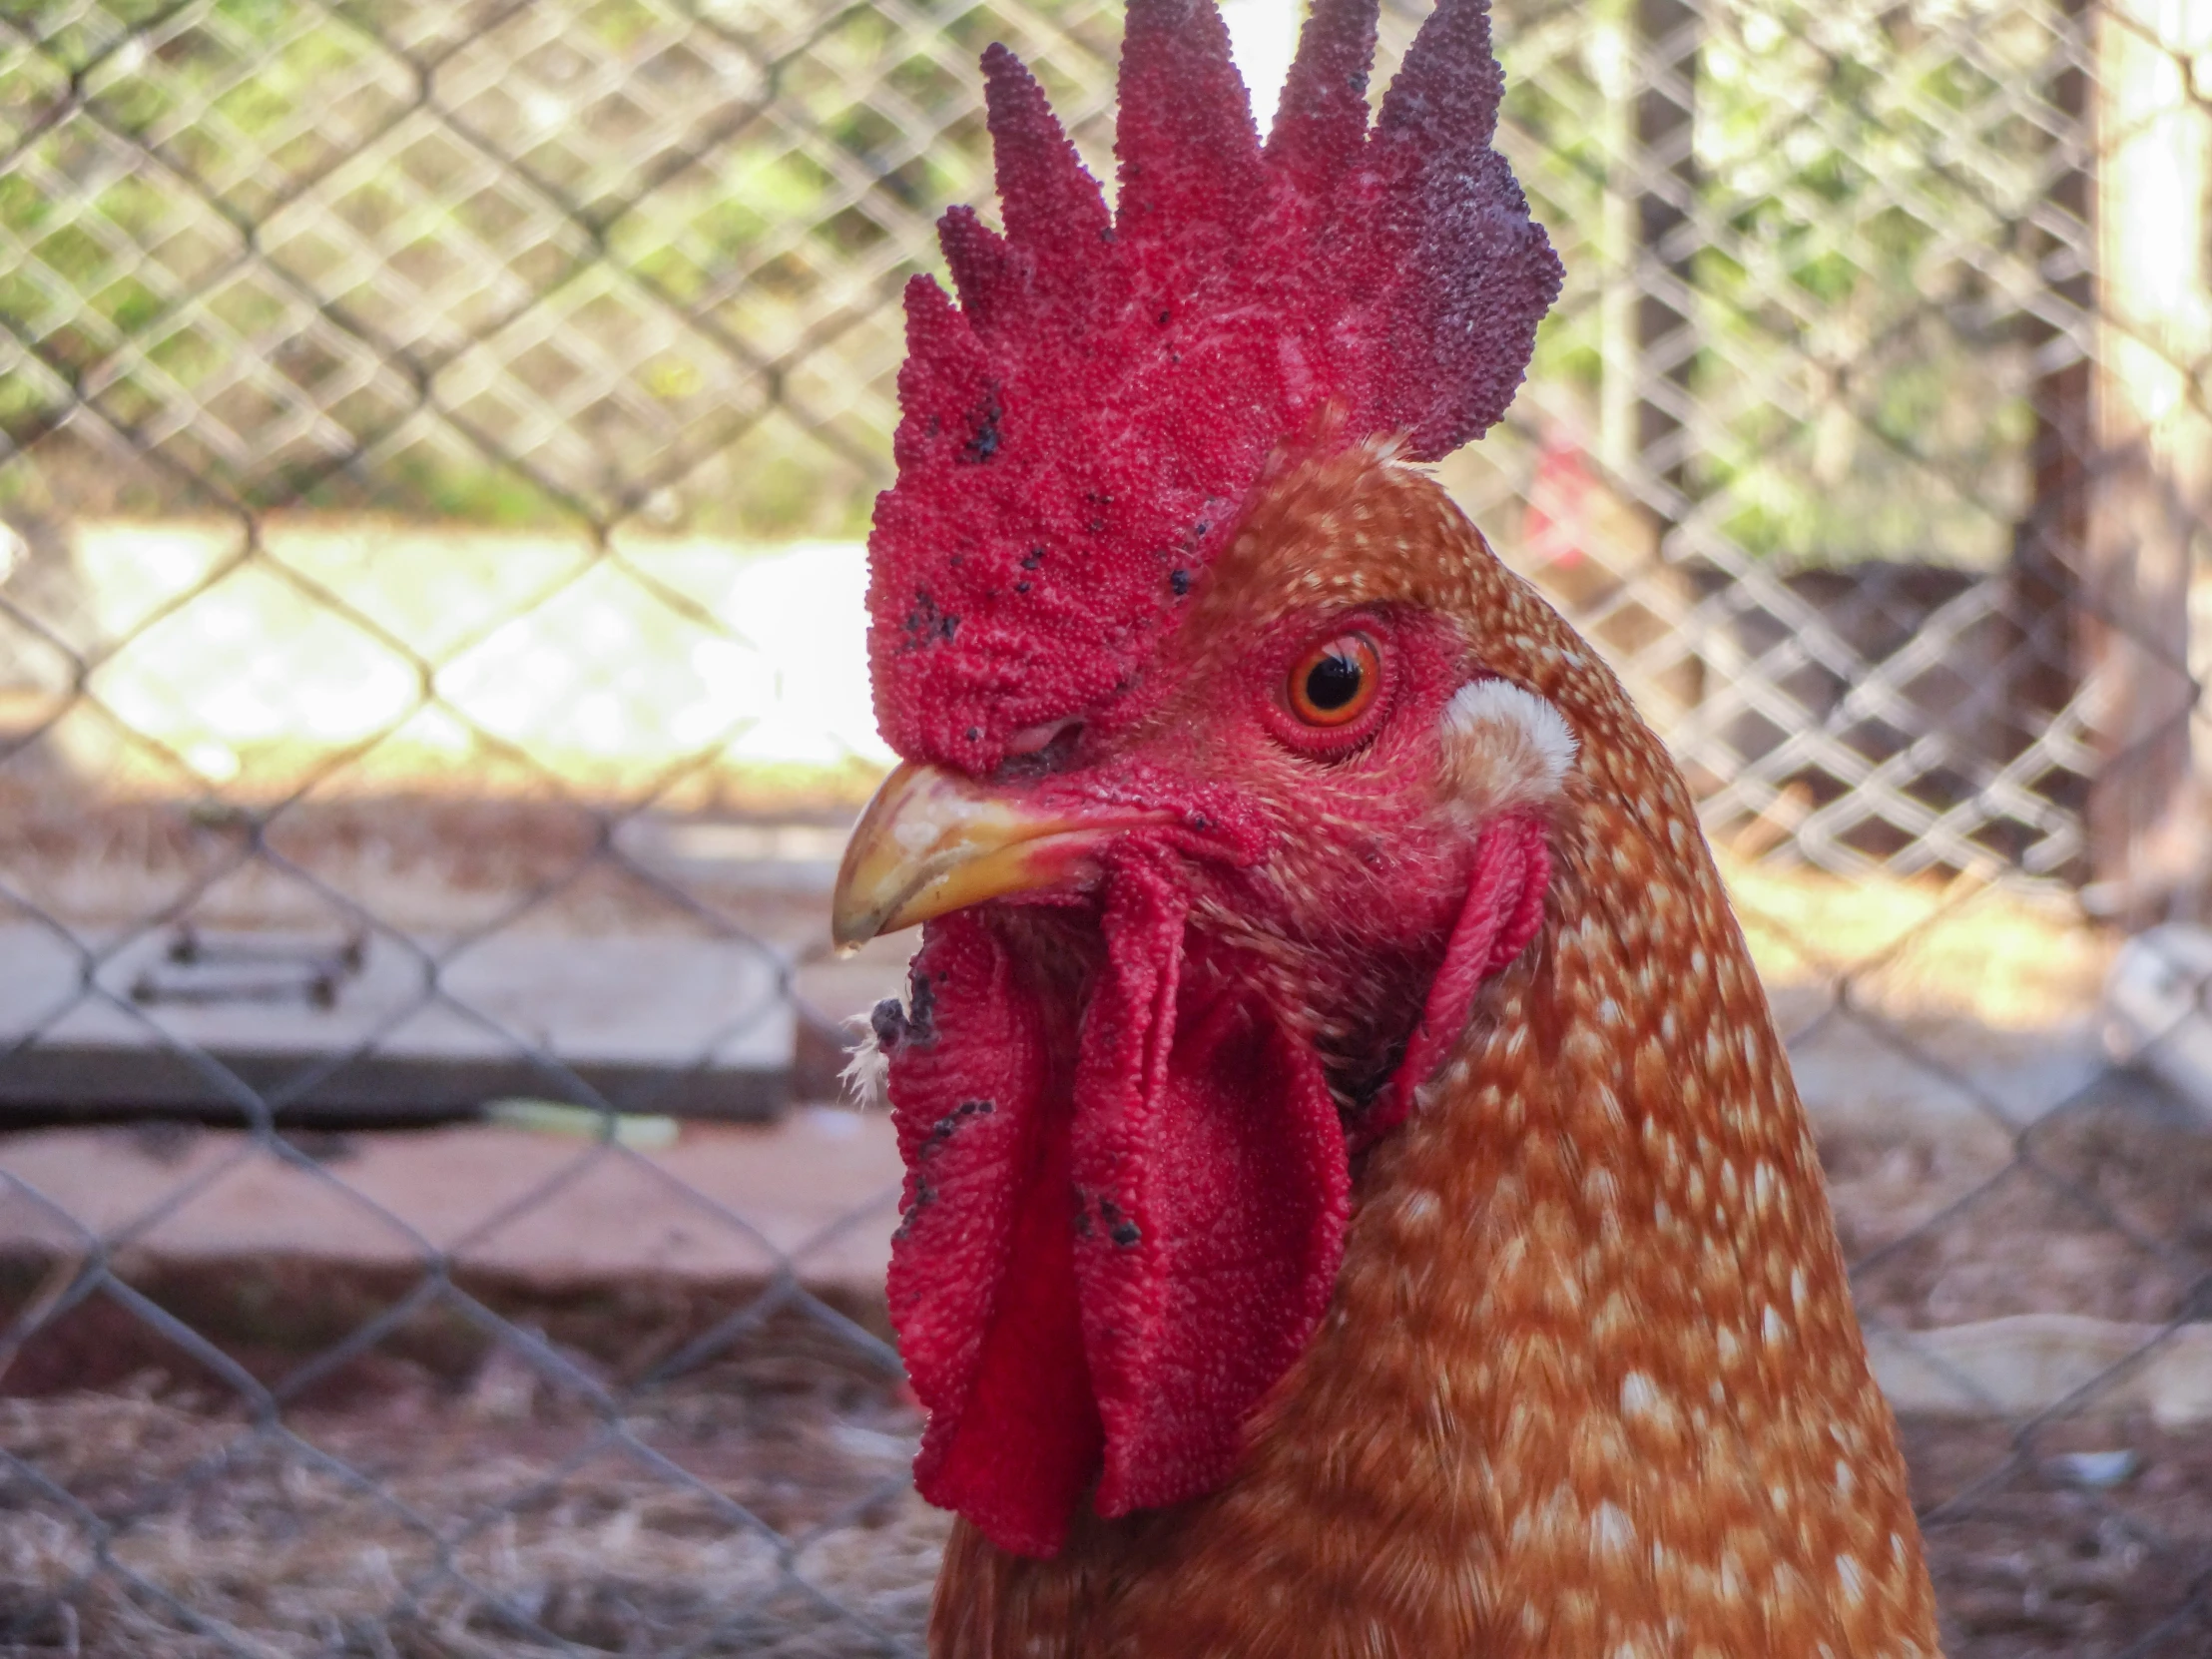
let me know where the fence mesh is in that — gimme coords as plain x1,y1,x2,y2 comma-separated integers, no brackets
1,0,2209,1652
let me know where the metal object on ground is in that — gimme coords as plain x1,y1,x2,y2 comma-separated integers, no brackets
2103,923,2212,1120
0,924,793,1122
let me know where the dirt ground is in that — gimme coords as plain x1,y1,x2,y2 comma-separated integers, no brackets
0,1300,944,1657
1910,1414,2212,1657
1824,1099,2212,1336
3,1095,2211,1655
3,1295,2211,1657
2,1340,2210,1657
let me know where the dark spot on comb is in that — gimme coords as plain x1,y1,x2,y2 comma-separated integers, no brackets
869,997,909,1051
965,726,982,743
1157,308,1172,325
894,1178,937,1241
1015,580,1031,595
938,613,958,642
1020,547,1044,570
1082,1194,1140,1248
1169,568,1191,597
923,1096,995,1153
902,589,944,645
960,393,1002,463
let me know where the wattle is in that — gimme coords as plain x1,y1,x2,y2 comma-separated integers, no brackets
880,851,1348,1558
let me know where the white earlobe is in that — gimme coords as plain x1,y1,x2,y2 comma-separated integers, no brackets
1439,679,1578,817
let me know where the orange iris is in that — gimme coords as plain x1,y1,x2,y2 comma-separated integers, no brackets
1286,633,1382,728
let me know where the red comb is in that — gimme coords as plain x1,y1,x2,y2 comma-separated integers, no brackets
867,0,1560,774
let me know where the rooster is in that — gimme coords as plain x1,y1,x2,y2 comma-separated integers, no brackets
829,0,1940,1653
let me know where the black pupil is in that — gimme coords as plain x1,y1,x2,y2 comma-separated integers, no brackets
1304,649,1364,712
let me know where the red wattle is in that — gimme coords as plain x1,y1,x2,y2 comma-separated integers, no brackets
881,869,1352,1558
884,912,1099,1556
1357,813,1551,1149
918,1102,1101,1553
1070,854,1350,1518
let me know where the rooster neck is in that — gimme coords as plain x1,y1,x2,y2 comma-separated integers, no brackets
927,720,1942,1658
1270,774,1942,1657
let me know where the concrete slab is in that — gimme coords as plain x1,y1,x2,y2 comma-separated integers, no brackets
1870,1315,2212,1427
1773,993,2109,1147
0,1106,902,1296
0,922,794,1120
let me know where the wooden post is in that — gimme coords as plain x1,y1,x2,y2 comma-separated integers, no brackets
2006,0,2092,864
2082,0,2212,920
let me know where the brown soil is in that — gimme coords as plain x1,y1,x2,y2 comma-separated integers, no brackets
1910,1414,2212,1657
5,1353,2211,1656
0,1300,943,1658
1824,1099,2212,1334
5,1094,2212,1658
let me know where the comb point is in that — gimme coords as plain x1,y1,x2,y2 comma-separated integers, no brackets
1378,0,1503,155
1267,0,1381,198
982,45,1112,279
1115,0,1269,249
890,275,991,469
938,205,1017,333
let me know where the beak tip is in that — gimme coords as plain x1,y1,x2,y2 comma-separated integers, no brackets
830,911,881,953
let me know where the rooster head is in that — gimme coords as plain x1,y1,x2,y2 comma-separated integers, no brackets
832,0,1564,1557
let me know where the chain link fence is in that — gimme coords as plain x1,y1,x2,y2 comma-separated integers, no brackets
0,0,2208,1652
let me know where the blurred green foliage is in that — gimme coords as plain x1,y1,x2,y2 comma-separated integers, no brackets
0,0,2066,566
1501,0,2057,566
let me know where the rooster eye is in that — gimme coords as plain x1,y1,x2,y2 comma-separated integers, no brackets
1287,633,1382,728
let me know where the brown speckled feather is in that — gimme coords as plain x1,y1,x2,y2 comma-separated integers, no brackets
926,450,1940,1658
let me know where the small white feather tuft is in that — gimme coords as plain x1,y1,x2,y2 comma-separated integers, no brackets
839,1010,891,1112
1439,678,1578,818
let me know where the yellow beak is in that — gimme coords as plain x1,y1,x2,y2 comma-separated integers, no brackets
831,761,1169,949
